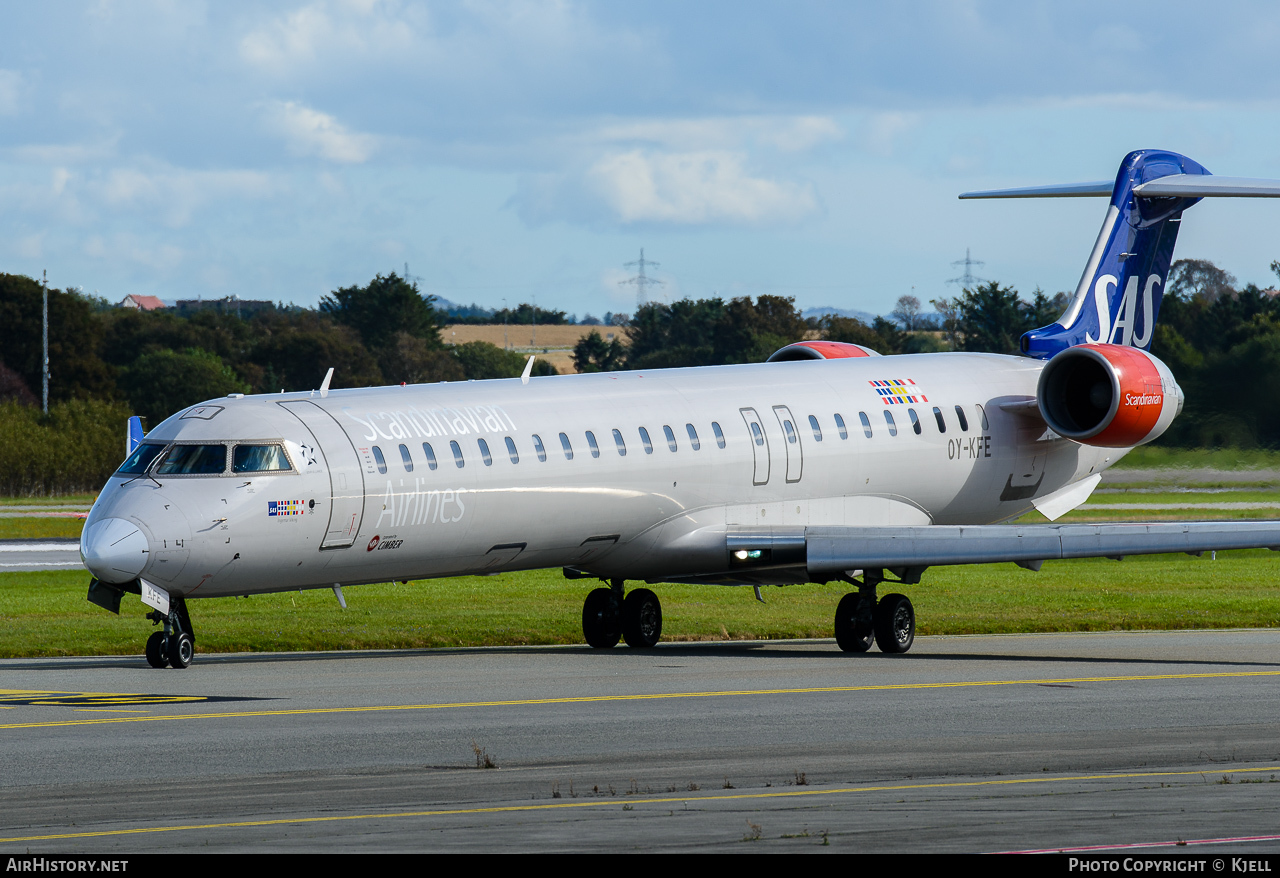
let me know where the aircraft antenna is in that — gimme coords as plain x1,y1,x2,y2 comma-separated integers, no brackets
947,248,989,289
619,248,666,306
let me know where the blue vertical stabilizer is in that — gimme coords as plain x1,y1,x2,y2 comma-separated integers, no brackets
1019,150,1207,358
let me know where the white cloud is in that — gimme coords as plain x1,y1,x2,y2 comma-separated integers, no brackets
16,233,42,259
91,165,274,227
857,112,920,158
586,149,817,225
0,70,21,115
264,101,378,163
239,0,417,73
594,115,841,154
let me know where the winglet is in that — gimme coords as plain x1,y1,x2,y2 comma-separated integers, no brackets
319,367,334,398
521,355,535,385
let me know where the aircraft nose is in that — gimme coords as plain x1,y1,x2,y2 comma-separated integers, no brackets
81,517,150,583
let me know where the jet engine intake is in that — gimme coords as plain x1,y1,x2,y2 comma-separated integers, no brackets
1037,343,1182,447
767,341,880,361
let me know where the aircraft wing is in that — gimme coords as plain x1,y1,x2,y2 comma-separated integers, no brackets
803,521,1280,578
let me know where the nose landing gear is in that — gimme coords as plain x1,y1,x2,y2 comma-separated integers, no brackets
144,595,196,669
582,580,663,649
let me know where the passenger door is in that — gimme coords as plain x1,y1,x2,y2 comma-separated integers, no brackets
772,405,803,483
278,400,366,548
739,407,771,485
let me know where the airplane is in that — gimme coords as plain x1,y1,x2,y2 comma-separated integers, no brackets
81,148,1280,669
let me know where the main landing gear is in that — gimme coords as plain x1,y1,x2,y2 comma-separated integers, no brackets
582,580,662,649
833,574,915,655
144,595,196,669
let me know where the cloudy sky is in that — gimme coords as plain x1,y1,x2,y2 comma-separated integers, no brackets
4,1,1280,318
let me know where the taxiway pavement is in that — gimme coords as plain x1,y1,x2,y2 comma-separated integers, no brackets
0,539,82,572
3,630,1280,853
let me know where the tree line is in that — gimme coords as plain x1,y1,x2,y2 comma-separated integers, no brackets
2,257,1277,494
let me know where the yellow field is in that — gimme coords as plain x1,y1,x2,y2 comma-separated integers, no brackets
441,324,628,374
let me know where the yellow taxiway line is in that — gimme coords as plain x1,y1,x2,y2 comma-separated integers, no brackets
3,765,1278,845
3,669,1280,731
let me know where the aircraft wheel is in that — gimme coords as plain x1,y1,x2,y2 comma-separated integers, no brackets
833,593,874,653
873,593,915,654
582,588,622,649
166,631,194,669
145,632,169,669
622,588,662,648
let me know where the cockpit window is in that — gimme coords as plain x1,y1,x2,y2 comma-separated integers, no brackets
156,444,227,475
232,444,291,473
116,442,167,475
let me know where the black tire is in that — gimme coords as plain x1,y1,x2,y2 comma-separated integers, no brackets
622,588,662,648
582,588,621,649
833,593,874,653
166,631,194,669
873,593,915,654
145,632,169,669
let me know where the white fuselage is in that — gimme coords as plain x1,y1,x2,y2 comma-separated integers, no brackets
83,352,1117,599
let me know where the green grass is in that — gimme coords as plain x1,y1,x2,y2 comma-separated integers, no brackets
1115,447,1280,470
0,517,85,540
0,494,97,506
3,550,1280,657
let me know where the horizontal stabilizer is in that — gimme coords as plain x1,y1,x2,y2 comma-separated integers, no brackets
962,174,1280,201
959,181,1112,199
1132,175,1280,198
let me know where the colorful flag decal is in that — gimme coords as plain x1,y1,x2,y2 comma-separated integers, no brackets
268,500,304,516
869,379,928,405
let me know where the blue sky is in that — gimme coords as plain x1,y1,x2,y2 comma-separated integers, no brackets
4,1,1280,318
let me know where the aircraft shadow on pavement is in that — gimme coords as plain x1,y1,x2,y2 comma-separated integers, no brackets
8,635,1279,670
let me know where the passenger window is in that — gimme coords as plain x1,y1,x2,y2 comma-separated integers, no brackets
809,415,822,442
712,421,726,449
586,431,600,458
955,405,969,431
505,436,519,464
933,407,947,433
232,444,290,473
117,442,167,475
976,404,989,431
450,440,465,468
613,428,627,456
156,444,226,475
639,427,654,454
908,408,921,435
663,425,677,452
422,442,438,470
560,432,574,460
398,444,414,472
783,419,797,444
372,446,388,474
750,422,764,446
834,413,848,440
478,438,493,466
884,410,898,437
858,412,872,438
686,424,700,450
533,434,547,462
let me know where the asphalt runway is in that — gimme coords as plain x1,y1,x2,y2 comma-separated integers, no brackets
4,630,1280,853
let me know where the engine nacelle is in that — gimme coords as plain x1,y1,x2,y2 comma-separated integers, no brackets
1037,344,1183,447
767,341,881,361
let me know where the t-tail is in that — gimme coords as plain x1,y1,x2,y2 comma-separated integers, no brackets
960,149,1280,359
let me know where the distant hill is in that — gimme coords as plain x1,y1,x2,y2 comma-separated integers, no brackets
801,305,880,324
